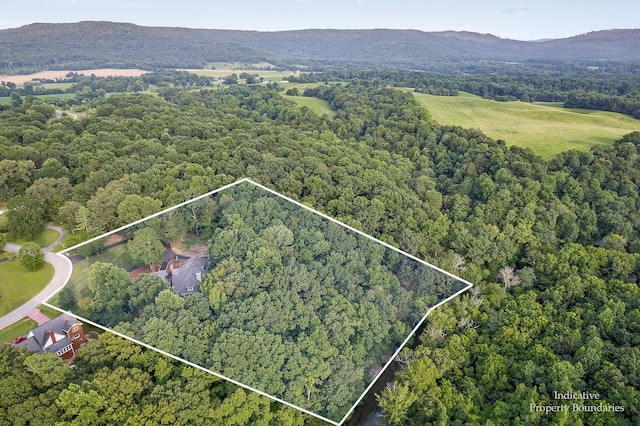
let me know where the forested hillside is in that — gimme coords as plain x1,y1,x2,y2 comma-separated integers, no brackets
0,81,639,424
1,22,640,73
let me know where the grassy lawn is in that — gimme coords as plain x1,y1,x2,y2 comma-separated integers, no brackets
9,227,60,248
0,318,37,343
38,304,63,320
408,90,640,160
53,230,90,253
50,243,137,311
285,95,336,117
0,261,54,316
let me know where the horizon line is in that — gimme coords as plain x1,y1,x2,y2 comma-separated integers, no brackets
1,21,637,42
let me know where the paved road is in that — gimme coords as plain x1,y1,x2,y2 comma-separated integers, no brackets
0,225,71,330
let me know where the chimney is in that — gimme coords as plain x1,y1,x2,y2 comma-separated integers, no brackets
48,330,57,344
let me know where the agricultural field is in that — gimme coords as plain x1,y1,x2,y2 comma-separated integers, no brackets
204,61,278,70
0,68,149,85
181,68,291,81
410,91,640,159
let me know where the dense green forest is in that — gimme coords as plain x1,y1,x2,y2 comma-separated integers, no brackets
0,332,307,425
1,79,639,424
1,22,640,73
61,181,466,422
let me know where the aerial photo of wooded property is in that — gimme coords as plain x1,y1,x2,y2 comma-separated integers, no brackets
0,1,639,425
49,179,468,423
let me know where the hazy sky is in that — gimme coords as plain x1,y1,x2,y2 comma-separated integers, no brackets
1,0,638,40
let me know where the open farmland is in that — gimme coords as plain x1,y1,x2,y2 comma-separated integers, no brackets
411,91,640,159
0,68,149,85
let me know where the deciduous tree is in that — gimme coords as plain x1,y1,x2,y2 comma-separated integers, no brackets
128,227,165,268
18,242,44,271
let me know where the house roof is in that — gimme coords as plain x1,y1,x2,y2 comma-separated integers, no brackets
14,313,81,354
171,257,208,295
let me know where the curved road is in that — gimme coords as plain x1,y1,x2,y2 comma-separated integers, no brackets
0,224,71,329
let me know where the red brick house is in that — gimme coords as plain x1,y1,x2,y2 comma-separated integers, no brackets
14,314,86,360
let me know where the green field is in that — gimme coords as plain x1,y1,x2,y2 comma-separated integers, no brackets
204,61,278,70
41,82,74,90
0,93,75,104
8,227,60,248
0,261,54,316
285,95,336,117
51,243,137,311
0,318,37,342
184,68,291,81
409,91,640,159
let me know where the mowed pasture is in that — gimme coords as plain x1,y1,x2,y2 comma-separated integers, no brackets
410,91,640,159
284,95,335,117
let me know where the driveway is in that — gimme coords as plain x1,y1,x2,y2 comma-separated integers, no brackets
0,225,71,330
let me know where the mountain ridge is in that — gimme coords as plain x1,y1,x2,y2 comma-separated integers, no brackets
1,21,639,73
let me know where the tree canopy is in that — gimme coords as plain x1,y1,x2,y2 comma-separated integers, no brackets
0,76,638,425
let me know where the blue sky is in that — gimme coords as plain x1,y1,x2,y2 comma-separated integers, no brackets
1,0,638,40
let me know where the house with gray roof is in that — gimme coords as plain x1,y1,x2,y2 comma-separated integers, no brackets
13,313,86,360
169,257,208,295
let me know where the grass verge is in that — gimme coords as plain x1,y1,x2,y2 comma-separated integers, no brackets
53,230,89,253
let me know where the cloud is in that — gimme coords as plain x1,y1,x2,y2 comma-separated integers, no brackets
297,0,318,4
504,5,530,13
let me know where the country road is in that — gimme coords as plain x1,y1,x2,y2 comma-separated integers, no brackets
0,225,71,330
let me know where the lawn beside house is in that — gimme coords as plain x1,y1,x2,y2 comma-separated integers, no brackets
0,317,37,342
0,261,54,316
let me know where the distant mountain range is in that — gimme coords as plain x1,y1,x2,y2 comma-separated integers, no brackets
1,21,639,73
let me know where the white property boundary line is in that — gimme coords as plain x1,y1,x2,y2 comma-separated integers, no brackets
45,177,473,425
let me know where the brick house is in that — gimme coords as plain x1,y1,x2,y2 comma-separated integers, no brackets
14,313,86,360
